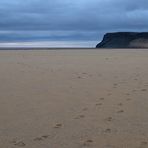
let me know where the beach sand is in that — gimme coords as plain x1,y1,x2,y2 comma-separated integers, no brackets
0,49,148,148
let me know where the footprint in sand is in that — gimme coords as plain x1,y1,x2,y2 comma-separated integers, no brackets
105,117,113,122
83,139,93,147
117,110,124,113
42,135,49,139
126,98,131,101
141,89,147,92
118,103,123,106
54,123,62,128
75,115,85,119
139,141,148,148
33,137,42,141
99,97,105,101
103,128,117,134
107,93,112,96
132,89,137,92
77,76,83,79
96,103,102,106
104,128,112,134
33,135,50,141
113,83,118,88
125,93,130,96
11,140,26,147
82,107,88,111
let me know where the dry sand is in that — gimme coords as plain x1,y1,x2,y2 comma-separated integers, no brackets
0,49,148,148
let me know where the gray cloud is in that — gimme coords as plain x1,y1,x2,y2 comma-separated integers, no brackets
0,0,148,42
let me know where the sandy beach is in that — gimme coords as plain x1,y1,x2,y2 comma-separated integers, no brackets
1,49,148,148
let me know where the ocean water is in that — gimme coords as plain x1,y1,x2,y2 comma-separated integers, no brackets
0,41,98,48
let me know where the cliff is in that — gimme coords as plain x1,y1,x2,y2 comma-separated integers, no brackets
96,32,148,48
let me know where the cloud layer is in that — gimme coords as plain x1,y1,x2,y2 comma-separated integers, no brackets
0,0,148,43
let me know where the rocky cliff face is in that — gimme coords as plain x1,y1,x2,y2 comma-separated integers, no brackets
96,32,148,48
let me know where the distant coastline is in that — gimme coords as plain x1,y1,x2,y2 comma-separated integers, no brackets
96,32,148,48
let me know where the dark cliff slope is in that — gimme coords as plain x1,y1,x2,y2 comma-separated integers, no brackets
96,32,148,48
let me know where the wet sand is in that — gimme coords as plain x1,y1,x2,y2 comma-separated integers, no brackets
0,49,148,148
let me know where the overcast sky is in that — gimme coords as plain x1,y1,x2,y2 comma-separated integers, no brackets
0,0,148,47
